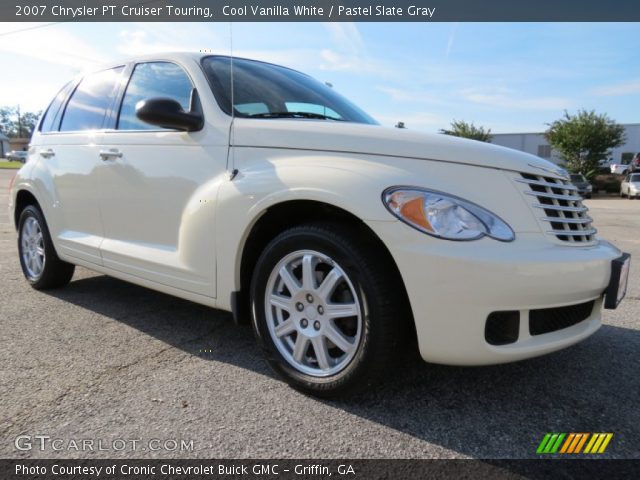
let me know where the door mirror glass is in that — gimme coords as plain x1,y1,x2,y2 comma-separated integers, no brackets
135,98,203,131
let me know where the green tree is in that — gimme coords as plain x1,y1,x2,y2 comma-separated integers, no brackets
0,106,41,138
440,120,492,142
544,110,626,178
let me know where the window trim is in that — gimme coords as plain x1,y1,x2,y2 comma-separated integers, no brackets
38,81,77,134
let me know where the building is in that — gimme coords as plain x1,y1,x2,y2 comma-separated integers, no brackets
9,137,29,152
0,133,10,158
491,123,640,166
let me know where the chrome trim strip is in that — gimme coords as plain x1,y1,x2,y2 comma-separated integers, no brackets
540,216,593,224
547,228,597,236
515,178,578,191
532,203,588,213
524,191,583,202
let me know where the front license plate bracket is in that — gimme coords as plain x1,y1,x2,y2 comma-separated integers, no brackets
604,253,631,310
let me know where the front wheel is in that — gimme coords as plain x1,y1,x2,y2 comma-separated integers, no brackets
250,223,410,397
18,205,75,289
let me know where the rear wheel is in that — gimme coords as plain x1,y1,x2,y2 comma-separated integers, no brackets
18,205,75,289
250,223,410,397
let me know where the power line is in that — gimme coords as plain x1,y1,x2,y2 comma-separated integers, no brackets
0,22,63,38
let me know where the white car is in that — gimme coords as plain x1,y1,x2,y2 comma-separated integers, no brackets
620,173,640,199
611,163,630,175
6,150,28,162
9,53,630,396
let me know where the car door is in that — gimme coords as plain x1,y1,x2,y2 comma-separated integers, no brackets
96,60,228,298
39,66,125,265
623,175,630,195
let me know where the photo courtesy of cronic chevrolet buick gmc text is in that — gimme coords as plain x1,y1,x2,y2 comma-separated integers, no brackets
9,53,631,396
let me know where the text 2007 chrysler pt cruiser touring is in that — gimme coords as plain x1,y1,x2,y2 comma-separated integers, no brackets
10,53,631,396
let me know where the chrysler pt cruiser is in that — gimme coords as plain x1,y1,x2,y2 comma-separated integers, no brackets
10,53,630,396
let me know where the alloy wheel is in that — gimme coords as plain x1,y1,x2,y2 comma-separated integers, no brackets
264,250,362,377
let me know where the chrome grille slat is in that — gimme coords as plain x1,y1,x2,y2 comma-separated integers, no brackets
517,173,595,243
523,191,583,202
547,228,598,236
540,216,593,224
515,178,578,191
532,203,588,213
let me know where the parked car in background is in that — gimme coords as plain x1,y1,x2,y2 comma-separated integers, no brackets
610,162,630,175
5,150,28,163
8,53,631,396
620,173,640,199
569,173,593,199
611,153,640,175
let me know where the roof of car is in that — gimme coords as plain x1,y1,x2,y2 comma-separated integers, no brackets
104,51,209,69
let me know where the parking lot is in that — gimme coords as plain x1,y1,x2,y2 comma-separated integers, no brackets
0,168,638,459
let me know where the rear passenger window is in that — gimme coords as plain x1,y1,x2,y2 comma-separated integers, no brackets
60,67,124,132
40,82,74,133
118,62,193,131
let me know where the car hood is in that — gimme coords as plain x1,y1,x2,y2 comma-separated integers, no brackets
233,119,565,178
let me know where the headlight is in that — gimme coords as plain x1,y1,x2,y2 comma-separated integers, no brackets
383,187,515,242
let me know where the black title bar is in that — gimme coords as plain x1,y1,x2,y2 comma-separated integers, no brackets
2,0,640,22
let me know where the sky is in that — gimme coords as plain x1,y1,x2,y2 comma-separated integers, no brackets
0,21,638,133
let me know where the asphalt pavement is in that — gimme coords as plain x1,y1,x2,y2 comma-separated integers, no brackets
0,168,638,459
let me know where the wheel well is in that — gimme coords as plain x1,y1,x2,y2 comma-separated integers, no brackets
237,200,414,333
14,190,40,229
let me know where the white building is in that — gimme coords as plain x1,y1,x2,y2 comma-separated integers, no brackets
491,123,640,166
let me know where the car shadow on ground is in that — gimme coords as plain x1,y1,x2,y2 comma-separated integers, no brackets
45,274,640,459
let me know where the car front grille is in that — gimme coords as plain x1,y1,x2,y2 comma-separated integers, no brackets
517,173,596,243
529,300,595,336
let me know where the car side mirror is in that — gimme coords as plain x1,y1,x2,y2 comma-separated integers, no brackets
135,98,203,132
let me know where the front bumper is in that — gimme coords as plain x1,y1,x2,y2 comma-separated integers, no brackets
369,222,622,365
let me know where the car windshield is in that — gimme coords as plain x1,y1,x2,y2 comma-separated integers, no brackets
201,56,378,124
570,174,586,182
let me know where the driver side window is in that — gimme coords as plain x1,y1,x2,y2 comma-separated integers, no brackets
117,62,193,131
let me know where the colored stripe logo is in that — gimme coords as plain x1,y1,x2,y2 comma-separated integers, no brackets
537,433,613,454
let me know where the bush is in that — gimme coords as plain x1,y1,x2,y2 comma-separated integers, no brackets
593,174,621,194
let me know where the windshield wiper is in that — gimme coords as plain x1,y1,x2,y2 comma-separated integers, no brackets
247,111,345,121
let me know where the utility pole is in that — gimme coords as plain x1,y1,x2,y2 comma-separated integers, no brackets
16,104,22,138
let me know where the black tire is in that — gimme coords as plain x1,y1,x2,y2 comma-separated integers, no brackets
17,205,75,290
250,222,411,397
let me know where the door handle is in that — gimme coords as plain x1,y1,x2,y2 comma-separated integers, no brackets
40,149,55,158
99,149,123,160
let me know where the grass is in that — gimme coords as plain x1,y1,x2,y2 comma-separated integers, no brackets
0,161,22,169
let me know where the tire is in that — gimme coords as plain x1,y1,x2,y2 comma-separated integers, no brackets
250,222,411,397
18,205,75,290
